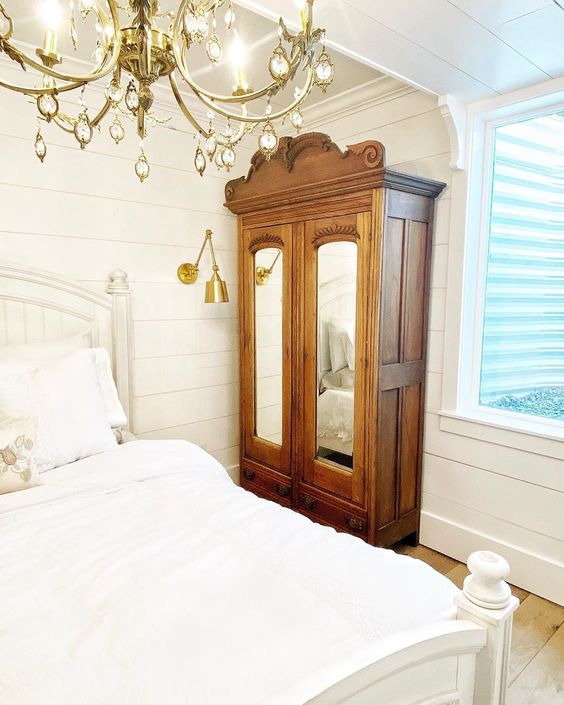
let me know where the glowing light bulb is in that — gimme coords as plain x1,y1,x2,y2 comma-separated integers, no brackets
231,35,249,94
294,0,308,31
40,0,63,31
231,35,247,70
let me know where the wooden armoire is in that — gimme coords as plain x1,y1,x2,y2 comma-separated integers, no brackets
225,133,445,547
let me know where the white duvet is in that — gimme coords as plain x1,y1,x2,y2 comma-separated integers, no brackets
0,440,458,705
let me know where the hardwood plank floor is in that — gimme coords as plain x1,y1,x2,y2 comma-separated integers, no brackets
392,543,564,704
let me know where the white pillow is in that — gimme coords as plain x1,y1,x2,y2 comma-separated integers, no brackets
327,318,355,373
0,350,117,472
0,336,127,429
0,417,41,494
91,348,128,428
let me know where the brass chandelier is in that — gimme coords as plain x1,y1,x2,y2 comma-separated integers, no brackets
0,1,334,181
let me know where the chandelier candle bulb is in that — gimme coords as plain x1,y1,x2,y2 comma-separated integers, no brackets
295,0,309,32
231,35,250,94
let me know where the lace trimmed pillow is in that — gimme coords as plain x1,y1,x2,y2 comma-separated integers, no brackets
0,417,41,495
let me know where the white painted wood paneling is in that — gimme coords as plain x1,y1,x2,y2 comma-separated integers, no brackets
0,85,240,471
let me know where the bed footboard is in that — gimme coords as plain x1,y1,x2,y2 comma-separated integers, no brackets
307,551,519,705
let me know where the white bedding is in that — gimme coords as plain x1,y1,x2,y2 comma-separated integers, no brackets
0,440,458,705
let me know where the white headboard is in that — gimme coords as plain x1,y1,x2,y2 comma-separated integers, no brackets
318,273,356,374
0,263,133,428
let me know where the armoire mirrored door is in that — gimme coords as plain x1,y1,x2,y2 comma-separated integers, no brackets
241,225,293,475
300,212,372,505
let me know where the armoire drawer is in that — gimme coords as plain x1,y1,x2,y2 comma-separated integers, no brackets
296,486,368,540
240,461,292,507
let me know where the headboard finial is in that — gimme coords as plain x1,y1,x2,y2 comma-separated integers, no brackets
107,269,130,294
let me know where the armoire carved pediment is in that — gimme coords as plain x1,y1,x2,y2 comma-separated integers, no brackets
225,132,444,213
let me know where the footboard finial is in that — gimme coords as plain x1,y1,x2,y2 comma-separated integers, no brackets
464,550,512,609
456,551,519,705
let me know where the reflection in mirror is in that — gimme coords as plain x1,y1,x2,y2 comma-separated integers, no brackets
316,241,357,471
254,248,283,445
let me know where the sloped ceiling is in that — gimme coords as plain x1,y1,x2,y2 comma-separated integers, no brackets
237,0,564,102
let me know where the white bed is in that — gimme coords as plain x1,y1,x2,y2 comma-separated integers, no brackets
0,264,519,705
0,439,460,705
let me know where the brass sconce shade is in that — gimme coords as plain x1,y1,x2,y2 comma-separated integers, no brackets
206,271,229,304
178,229,229,303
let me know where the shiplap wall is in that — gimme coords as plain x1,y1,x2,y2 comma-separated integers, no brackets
0,69,250,478
308,84,563,605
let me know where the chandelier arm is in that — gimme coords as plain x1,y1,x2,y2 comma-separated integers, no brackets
0,2,121,90
169,71,212,137
171,0,309,106
0,77,86,96
52,113,75,134
189,68,314,125
169,73,255,146
48,94,112,132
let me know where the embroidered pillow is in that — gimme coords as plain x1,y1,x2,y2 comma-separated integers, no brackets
0,418,40,495
0,350,117,473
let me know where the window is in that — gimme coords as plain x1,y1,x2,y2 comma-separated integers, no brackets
478,112,564,423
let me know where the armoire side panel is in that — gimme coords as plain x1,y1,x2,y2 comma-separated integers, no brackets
374,190,434,546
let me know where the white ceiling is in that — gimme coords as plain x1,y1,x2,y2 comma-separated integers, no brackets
7,1,562,108
237,0,564,102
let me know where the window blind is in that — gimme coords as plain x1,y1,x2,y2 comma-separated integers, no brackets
480,112,564,420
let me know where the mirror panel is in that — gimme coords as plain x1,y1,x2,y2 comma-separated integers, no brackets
254,248,284,445
316,241,358,471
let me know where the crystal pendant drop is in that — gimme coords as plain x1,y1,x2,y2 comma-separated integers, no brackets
205,132,217,158
224,3,235,30
74,112,93,149
135,151,150,182
214,149,224,170
258,122,278,160
125,81,139,113
106,78,123,105
221,146,236,170
34,130,47,163
206,34,223,63
268,45,290,82
37,93,59,121
109,114,125,144
194,146,206,176
196,12,209,41
184,10,198,36
314,51,335,92
290,108,304,131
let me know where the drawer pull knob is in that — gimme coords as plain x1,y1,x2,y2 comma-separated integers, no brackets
243,470,256,481
300,494,317,511
345,515,365,532
276,484,290,498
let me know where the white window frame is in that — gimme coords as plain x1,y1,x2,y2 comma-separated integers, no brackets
439,78,564,456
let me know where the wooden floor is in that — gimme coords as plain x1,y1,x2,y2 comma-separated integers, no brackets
393,544,564,705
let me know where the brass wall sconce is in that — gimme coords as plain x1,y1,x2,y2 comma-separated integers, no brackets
255,250,282,286
177,229,229,303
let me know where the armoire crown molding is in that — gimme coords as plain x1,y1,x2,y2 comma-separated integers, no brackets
225,131,445,213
